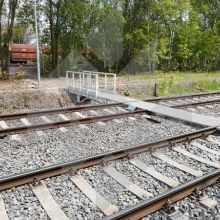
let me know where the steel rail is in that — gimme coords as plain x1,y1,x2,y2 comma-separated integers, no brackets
0,91,220,120
0,103,123,120
104,169,220,220
172,98,220,109
0,126,216,191
0,110,149,137
147,90,220,102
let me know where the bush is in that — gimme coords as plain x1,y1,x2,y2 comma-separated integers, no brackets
15,71,24,79
15,65,24,79
1,71,10,80
124,90,131,96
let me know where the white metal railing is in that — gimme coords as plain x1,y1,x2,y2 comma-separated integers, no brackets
66,71,117,99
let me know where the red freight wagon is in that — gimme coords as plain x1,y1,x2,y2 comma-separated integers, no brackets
10,43,37,63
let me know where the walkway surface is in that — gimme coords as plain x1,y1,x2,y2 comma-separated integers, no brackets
98,92,220,127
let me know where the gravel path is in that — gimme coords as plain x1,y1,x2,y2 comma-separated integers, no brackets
185,143,220,162
185,104,220,118
195,137,220,151
1,91,219,219
176,185,220,220
157,95,220,118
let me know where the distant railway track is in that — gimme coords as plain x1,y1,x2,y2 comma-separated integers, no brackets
0,103,123,120
0,110,151,137
147,90,220,102
0,91,219,139
171,98,220,108
1,90,220,121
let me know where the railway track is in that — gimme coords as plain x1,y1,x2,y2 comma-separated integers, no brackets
0,127,216,190
104,170,220,220
0,126,219,219
0,90,220,139
0,109,153,138
0,90,220,120
0,91,220,219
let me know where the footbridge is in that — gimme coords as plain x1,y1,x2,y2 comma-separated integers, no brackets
66,71,220,128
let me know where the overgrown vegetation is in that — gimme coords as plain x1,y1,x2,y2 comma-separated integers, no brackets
118,72,220,98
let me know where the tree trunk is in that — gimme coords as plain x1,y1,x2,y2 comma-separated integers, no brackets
49,0,61,76
81,48,108,72
54,1,61,76
49,0,55,71
0,0,4,72
168,28,175,70
1,44,10,73
1,0,18,73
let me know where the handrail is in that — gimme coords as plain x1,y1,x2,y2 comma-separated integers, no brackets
67,71,117,98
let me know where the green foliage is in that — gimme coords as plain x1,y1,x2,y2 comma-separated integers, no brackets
13,24,28,44
15,71,24,79
10,0,220,73
1,71,10,80
124,90,131,97
41,54,50,75
15,65,24,79
157,78,220,96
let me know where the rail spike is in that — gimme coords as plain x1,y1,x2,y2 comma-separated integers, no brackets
31,177,42,187
163,200,176,215
192,188,204,200
68,168,77,176
126,152,134,160
100,159,108,167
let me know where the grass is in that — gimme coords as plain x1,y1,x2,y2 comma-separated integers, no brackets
117,71,220,98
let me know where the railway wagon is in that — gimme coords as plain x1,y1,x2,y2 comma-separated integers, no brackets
10,43,37,63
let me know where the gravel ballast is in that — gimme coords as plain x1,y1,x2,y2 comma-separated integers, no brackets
0,88,73,114
44,174,103,220
1,185,49,220
0,114,200,177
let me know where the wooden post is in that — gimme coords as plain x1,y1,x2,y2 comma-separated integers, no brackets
154,83,158,97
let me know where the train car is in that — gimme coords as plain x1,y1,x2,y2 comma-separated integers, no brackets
10,43,37,63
